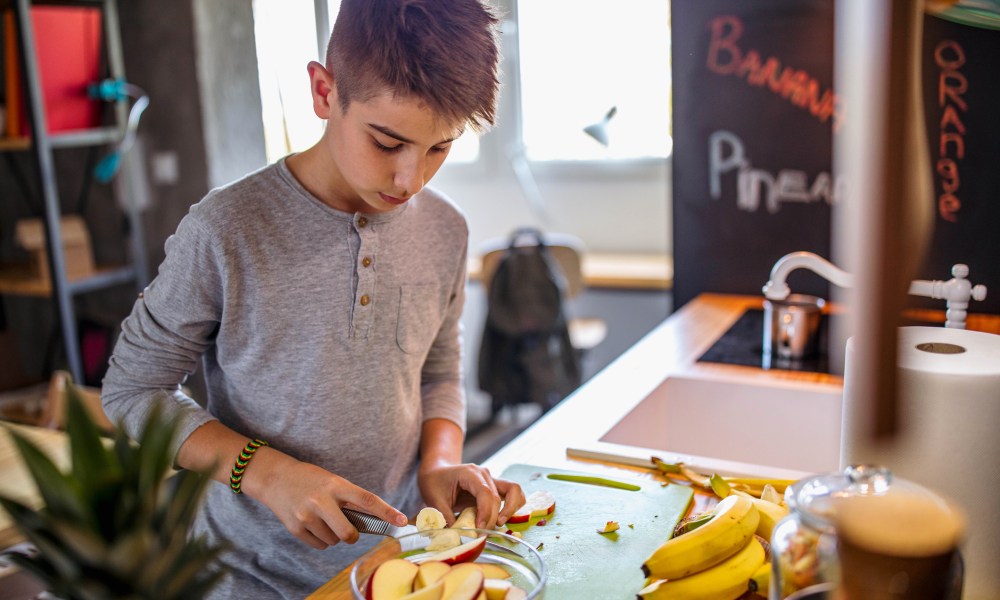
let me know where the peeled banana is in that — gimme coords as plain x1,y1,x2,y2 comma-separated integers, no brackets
638,537,767,600
642,494,760,580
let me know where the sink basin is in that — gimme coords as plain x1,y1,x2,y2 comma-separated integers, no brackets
598,372,843,474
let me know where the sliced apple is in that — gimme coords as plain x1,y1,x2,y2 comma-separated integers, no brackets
484,579,529,600
401,581,444,600
430,535,487,565
414,561,452,590
483,579,514,600
474,563,511,580
367,557,419,600
440,563,485,600
504,586,527,600
507,491,556,524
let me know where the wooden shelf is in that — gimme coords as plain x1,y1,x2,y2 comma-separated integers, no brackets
0,136,31,151
0,264,135,297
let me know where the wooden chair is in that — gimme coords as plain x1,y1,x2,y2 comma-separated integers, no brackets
41,370,114,433
477,232,608,353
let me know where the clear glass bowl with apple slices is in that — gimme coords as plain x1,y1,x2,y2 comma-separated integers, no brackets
350,528,546,599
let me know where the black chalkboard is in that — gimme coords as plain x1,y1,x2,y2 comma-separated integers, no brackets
919,14,1000,314
671,0,837,310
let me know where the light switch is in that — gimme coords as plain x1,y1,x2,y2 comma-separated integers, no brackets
151,151,179,185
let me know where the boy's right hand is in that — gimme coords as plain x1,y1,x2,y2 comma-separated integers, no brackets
249,451,407,550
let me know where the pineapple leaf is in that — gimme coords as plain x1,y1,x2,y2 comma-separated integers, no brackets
49,519,110,567
0,550,60,592
157,468,210,537
159,540,227,600
64,381,120,493
3,428,89,526
0,395,224,599
136,403,178,498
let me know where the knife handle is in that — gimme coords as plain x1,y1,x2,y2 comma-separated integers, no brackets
342,507,391,536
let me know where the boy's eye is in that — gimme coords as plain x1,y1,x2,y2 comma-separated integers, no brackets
430,145,450,154
373,139,402,153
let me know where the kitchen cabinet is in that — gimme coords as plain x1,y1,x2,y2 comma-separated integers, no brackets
0,0,147,384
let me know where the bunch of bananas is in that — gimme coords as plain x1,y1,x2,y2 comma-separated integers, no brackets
638,483,791,599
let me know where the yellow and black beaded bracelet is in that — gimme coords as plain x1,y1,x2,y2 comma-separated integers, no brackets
230,438,268,494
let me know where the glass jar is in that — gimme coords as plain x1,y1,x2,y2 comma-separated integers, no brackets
770,465,965,599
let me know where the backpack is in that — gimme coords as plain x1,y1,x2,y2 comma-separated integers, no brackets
477,228,582,416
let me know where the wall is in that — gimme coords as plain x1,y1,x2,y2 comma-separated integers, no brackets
432,159,671,256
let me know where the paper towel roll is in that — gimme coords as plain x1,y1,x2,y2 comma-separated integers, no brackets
842,326,1000,600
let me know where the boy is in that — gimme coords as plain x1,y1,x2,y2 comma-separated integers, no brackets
102,0,525,597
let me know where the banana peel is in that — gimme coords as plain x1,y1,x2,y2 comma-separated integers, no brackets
748,561,772,596
673,511,716,537
651,457,795,499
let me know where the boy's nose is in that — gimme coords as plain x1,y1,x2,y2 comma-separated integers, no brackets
394,158,426,197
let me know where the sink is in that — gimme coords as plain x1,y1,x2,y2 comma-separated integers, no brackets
598,372,843,474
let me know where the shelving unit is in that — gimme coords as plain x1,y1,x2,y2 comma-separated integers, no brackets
1,0,147,384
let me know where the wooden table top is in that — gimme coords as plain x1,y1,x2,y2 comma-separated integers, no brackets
0,423,70,548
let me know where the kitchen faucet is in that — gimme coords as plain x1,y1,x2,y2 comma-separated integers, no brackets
762,251,987,329
761,251,855,301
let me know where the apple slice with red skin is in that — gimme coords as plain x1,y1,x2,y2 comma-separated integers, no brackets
440,563,485,600
430,535,487,565
506,491,556,524
400,581,444,600
366,557,419,600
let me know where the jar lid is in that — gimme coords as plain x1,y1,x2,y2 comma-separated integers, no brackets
786,464,923,532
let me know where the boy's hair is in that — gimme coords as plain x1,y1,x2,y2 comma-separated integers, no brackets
326,0,501,133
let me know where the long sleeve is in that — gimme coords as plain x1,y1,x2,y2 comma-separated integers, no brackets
102,209,221,456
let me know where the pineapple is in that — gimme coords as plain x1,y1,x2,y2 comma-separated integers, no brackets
0,380,225,599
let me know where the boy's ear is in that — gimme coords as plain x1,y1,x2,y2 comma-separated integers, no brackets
307,61,337,119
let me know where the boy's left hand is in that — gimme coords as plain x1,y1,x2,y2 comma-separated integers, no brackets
418,463,525,530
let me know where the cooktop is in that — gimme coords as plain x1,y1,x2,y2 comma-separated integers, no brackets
697,308,839,375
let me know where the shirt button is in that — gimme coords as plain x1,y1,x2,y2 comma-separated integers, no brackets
357,216,369,228
360,294,370,306
362,256,372,268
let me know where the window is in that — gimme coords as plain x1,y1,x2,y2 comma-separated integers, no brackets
251,0,671,165
517,0,672,161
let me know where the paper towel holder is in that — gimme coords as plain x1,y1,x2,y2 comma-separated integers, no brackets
909,264,988,329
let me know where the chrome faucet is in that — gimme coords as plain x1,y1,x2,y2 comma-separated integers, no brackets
761,251,854,301
762,251,988,329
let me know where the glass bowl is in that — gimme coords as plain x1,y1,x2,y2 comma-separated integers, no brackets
349,528,546,599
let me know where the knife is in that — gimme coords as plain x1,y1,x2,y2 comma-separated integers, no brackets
341,508,519,556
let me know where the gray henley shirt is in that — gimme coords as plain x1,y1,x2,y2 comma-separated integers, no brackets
102,157,469,598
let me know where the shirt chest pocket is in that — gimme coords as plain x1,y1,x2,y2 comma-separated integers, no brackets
397,284,443,354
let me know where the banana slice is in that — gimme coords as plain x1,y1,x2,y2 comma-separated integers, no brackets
426,529,461,551
416,507,461,551
415,507,447,532
453,507,478,530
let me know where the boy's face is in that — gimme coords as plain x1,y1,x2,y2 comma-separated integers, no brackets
309,63,463,214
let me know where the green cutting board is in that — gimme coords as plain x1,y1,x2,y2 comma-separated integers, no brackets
499,464,694,599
